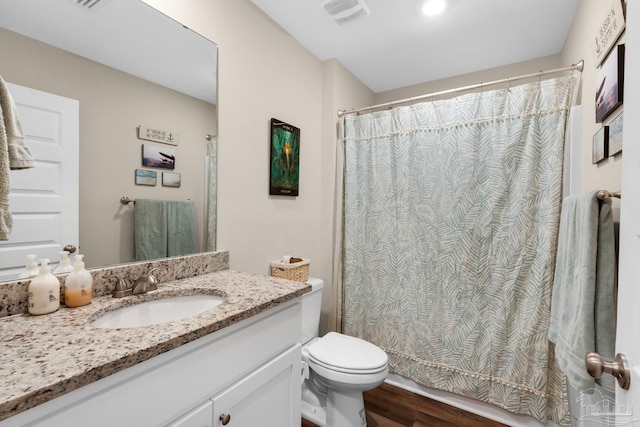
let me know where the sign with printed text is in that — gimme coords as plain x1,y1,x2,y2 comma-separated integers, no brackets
591,0,625,66
137,125,180,146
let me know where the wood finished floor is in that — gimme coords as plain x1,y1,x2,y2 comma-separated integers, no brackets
301,382,508,427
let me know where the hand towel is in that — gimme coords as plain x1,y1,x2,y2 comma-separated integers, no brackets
0,76,35,240
134,199,167,261
548,190,617,392
165,200,196,257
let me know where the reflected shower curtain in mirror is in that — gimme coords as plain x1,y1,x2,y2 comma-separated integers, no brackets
205,138,217,251
341,76,573,425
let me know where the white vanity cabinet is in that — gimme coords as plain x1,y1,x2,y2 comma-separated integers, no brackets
1,299,302,427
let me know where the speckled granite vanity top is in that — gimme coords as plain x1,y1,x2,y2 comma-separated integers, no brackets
0,268,310,421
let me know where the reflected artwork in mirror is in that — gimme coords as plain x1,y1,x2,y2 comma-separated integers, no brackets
0,0,218,281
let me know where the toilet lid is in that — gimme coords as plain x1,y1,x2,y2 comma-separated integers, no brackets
307,332,388,372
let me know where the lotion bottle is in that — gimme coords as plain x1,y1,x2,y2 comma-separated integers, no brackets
65,254,92,307
28,259,60,315
19,254,39,279
53,251,73,274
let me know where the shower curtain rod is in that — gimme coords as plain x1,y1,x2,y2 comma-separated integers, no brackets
337,60,584,118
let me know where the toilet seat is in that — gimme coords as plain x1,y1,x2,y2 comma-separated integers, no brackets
307,332,388,374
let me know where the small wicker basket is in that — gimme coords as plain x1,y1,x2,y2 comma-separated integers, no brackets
271,258,310,282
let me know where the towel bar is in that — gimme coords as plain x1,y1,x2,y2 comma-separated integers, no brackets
596,190,621,200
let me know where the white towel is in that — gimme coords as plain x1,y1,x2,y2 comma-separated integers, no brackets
0,76,35,240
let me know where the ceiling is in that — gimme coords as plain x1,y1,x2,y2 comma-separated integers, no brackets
0,0,217,104
251,0,580,93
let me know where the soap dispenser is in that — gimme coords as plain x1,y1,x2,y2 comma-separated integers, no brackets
53,251,73,274
65,254,92,307
28,259,60,315
19,254,39,279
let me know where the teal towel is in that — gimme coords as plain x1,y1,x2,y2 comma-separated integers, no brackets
134,199,196,261
166,200,196,257
134,199,167,261
548,190,617,392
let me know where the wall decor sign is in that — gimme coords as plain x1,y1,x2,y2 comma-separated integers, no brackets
135,169,157,186
142,144,176,169
162,172,181,188
593,126,609,164
595,44,624,123
591,0,625,66
269,118,300,196
608,111,623,156
137,124,180,145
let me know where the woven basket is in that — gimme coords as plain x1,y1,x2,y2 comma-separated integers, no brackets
271,258,310,282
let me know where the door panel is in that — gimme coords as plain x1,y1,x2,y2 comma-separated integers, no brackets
0,83,78,280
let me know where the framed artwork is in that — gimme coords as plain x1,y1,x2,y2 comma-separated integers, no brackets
269,118,300,196
142,144,175,170
162,171,181,187
595,44,625,123
608,111,623,156
592,126,609,164
135,169,157,186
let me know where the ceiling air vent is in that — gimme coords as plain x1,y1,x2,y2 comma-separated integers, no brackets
70,0,109,10
321,0,371,25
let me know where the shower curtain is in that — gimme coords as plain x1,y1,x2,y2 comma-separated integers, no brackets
341,76,573,425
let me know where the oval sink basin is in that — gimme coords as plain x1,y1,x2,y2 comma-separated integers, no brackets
89,294,225,329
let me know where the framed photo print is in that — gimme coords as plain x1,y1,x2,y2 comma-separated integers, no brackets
592,126,609,164
608,111,623,157
162,171,181,188
135,169,157,186
269,118,300,196
595,44,625,123
142,144,175,170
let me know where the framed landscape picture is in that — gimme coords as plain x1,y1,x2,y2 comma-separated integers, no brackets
592,126,609,164
269,118,300,196
608,111,623,156
595,44,625,123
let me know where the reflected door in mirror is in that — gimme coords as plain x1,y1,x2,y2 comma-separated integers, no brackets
0,83,79,280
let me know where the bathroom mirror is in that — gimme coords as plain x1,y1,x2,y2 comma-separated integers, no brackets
0,0,217,280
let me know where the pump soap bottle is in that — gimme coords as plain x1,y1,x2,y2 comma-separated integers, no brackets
28,259,60,315
19,254,39,279
65,254,92,307
53,251,73,274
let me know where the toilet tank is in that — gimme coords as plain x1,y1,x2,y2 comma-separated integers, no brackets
301,277,324,344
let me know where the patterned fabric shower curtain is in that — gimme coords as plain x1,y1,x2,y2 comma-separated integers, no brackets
341,76,573,425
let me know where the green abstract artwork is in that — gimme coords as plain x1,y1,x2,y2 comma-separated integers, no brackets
270,118,300,196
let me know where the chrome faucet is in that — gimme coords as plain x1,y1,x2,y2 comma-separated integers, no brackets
130,268,159,295
110,268,160,298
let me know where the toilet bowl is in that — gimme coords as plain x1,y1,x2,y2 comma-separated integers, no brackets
300,278,388,427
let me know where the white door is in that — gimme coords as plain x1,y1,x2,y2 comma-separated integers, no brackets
0,83,79,280
611,1,640,425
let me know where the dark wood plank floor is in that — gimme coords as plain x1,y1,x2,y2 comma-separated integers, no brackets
301,382,508,427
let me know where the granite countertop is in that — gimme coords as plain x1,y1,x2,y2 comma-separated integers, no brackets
0,270,310,422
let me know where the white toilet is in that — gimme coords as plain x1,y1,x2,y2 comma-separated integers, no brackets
301,277,388,427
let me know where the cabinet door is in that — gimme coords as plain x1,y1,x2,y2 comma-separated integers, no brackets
212,345,301,427
167,401,213,427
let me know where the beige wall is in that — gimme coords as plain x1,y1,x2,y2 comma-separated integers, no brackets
143,0,621,338
0,27,216,268
561,0,623,193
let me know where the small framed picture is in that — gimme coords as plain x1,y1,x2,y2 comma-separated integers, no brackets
595,44,624,123
135,169,157,186
269,118,300,196
608,111,623,157
162,171,181,187
592,126,609,164
142,144,175,170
